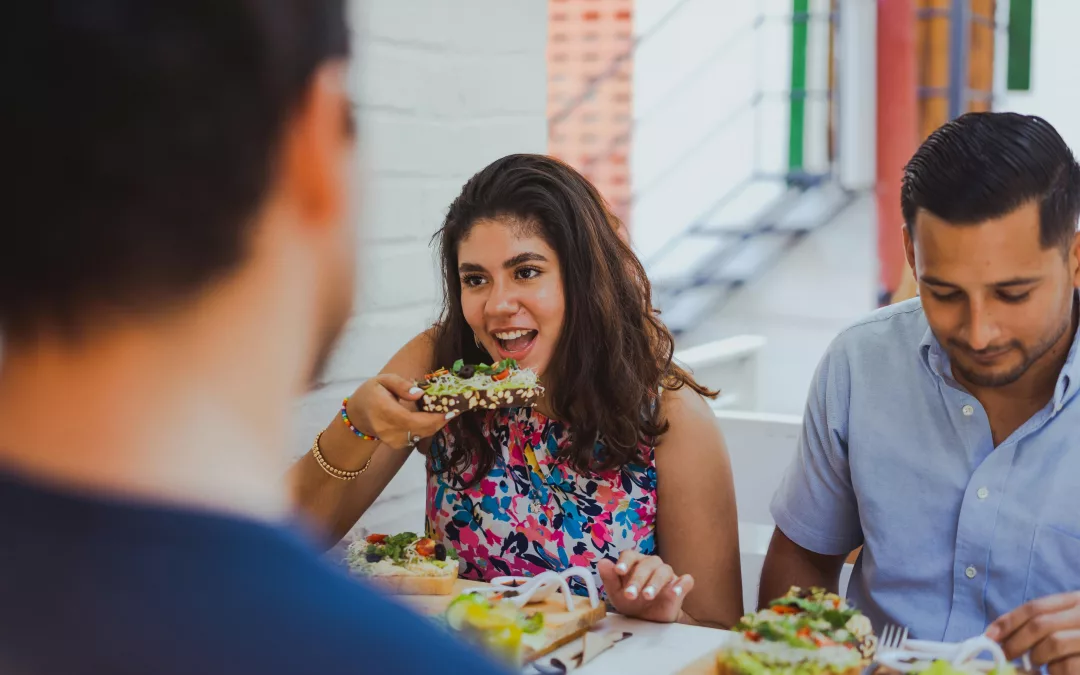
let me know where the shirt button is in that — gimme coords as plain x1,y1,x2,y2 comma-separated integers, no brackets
962,405,975,416
977,487,989,500
965,566,978,579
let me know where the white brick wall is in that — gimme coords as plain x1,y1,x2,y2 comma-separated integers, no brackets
290,0,548,538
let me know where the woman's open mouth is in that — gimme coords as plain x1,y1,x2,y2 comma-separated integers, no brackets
492,329,538,359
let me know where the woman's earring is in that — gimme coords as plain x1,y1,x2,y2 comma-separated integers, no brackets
474,333,482,349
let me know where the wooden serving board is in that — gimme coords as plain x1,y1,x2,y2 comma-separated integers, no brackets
399,579,608,661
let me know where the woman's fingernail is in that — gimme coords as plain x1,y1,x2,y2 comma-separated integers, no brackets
616,563,629,574
643,586,656,600
445,412,457,420
409,387,423,395
624,585,638,600
673,586,683,597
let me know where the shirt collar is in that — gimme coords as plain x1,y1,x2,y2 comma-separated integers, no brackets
1054,295,1080,408
918,290,1080,409
919,322,949,380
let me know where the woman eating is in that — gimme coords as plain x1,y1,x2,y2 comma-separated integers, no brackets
291,154,743,628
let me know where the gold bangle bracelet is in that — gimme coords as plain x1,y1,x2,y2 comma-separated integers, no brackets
311,431,372,481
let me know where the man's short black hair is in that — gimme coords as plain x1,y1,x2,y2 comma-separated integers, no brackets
1,1,349,340
901,112,1080,251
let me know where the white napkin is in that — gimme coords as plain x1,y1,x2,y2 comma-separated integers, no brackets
524,630,634,674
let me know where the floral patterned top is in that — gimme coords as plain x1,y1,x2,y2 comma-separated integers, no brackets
424,407,657,598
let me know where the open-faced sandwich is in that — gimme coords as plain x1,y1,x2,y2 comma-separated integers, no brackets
716,586,877,675
345,532,459,595
417,358,543,415
441,592,546,666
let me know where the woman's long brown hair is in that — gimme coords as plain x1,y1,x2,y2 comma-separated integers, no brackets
430,154,716,486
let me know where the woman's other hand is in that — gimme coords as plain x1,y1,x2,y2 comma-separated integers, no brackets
597,550,695,624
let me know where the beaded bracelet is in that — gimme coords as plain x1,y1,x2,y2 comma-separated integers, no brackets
311,431,372,481
340,397,378,441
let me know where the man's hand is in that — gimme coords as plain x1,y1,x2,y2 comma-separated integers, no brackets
986,592,1080,675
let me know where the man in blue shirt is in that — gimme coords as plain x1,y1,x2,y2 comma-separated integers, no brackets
0,2,504,674
762,112,1080,675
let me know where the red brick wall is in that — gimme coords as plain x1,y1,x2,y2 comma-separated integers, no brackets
547,0,634,230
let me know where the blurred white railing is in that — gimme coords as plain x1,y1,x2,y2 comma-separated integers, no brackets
674,334,766,411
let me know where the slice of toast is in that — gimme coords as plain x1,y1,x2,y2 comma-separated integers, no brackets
693,633,868,675
712,656,865,675
364,566,459,596
420,386,541,414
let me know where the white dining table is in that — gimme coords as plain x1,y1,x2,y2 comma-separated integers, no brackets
571,613,735,675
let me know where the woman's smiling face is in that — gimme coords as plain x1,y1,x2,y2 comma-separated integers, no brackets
456,218,565,377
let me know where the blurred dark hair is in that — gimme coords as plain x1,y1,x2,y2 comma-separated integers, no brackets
430,154,716,485
901,112,1080,251
1,0,350,341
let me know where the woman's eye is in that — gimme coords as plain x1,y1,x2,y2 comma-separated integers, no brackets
461,275,487,288
516,267,541,281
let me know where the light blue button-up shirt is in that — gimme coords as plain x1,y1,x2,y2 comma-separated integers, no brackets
771,297,1080,641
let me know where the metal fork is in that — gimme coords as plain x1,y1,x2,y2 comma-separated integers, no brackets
879,624,910,652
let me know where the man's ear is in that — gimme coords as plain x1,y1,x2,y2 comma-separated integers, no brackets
902,224,918,284
276,61,353,230
1070,230,1080,288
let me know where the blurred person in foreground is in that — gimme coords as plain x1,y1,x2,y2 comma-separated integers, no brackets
0,2,506,674
760,112,1080,674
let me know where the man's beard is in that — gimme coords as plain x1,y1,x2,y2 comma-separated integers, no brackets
949,311,1073,388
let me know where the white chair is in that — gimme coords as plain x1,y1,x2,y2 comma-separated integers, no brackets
715,409,854,611
716,409,800,612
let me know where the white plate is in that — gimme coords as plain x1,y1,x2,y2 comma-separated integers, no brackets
875,635,1010,673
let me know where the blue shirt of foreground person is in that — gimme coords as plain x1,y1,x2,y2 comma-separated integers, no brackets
762,112,1080,675
0,2,505,674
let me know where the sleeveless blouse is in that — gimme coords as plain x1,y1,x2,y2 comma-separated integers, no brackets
424,407,658,598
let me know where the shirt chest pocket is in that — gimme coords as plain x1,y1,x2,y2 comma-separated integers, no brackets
1024,524,1080,602
1020,439,1080,602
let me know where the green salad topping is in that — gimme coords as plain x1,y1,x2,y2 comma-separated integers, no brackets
420,358,542,397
